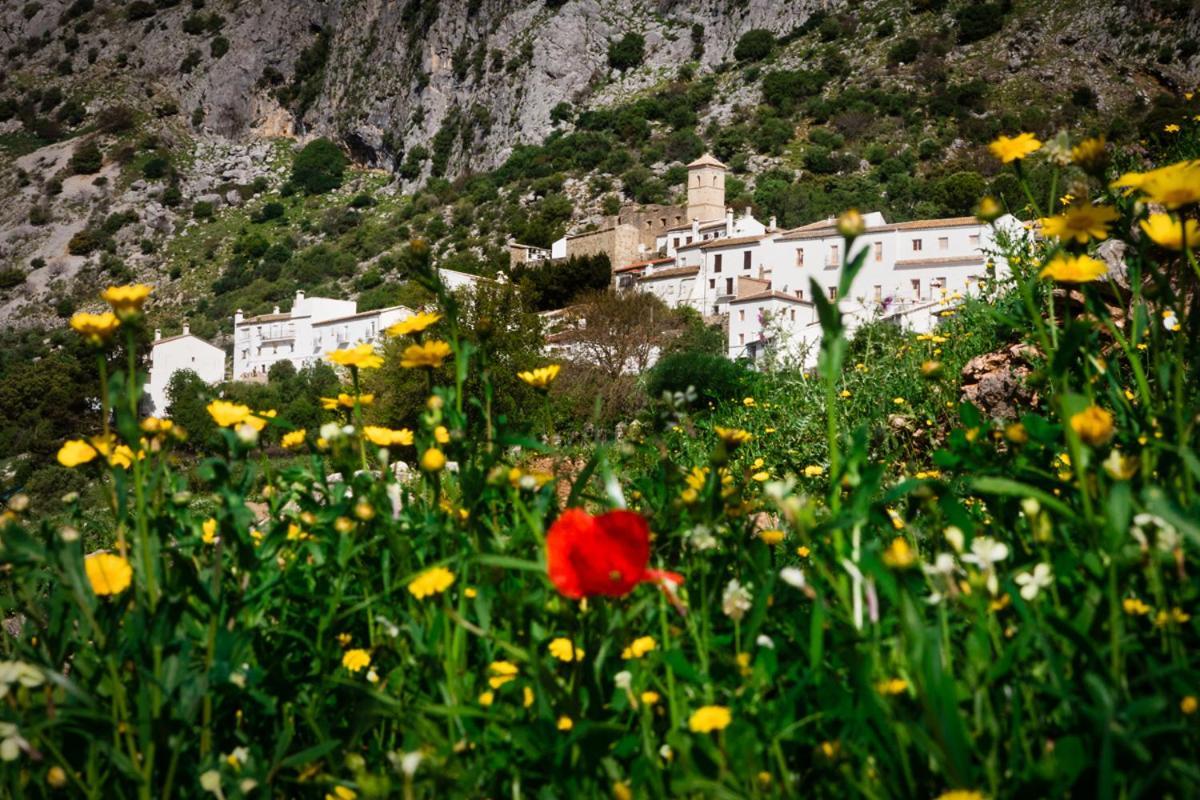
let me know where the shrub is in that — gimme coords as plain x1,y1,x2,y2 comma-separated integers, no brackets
291,138,347,194
761,69,828,114
192,201,214,220
126,0,155,20
0,269,25,289
69,139,103,174
210,35,229,58
67,228,102,255
955,2,1006,44
607,32,645,72
142,156,169,180
252,201,286,222
733,28,775,62
646,350,750,407
887,36,920,64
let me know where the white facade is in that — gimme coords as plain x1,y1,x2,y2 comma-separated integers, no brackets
145,326,226,415
617,210,1022,367
232,290,415,380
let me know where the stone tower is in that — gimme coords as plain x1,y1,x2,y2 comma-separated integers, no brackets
686,153,727,223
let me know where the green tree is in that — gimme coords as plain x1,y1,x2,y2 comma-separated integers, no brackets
291,138,347,194
69,139,103,174
166,369,216,448
734,29,775,62
607,32,645,72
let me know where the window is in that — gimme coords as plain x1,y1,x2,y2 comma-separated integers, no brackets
969,234,980,247
829,244,840,265
739,333,745,345
743,251,752,270
936,276,948,293
686,236,693,244
673,237,680,249
795,289,804,300
738,309,745,321
938,236,949,251
709,279,715,289
796,248,805,266
873,284,882,302
912,239,923,251
911,279,921,299
725,278,734,295
714,254,722,272
874,242,883,261
660,217,666,227
790,309,796,321
827,286,838,300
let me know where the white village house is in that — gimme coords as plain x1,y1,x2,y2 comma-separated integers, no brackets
145,269,485,409
608,157,1023,366
145,326,226,415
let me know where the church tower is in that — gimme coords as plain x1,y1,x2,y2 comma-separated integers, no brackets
686,153,727,223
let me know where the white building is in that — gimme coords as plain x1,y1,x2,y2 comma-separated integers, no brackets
615,208,1023,368
232,290,416,380
145,325,226,415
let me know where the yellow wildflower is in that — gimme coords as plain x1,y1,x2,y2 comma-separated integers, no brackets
1136,160,1200,208
523,686,534,707
1182,696,1198,715
803,465,825,477
713,426,752,447
760,529,785,546
326,343,383,370
434,425,450,444
69,311,120,346
400,340,452,369
1038,253,1107,283
201,518,218,544
1070,406,1114,447
1039,202,1119,244
621,636,657,660
100,284,153,318
517,364,561,388
281,429,306,449
408,566,455,599
988,132,1041,163
836,208,865,238
547,638,585,662
326,787,356,800
796,545,810,558
140,417,173,434
975,195,1002,222
206,400,252,428
363,426,413,447
640,691,661,706
85,552,133,596
742,397,756,407
1139,213,1200,250
876,677,909,695
882,537,916,569
342,649,370,673
556,716,573,731
487,661,518,688
57,439,99,468
1071,136,1106,171
1123,597,1151,616
1164,123,1180,133
933,791,985,800
420,447,446,472
478,690,495,706
687,705,732,733
385,311,442,336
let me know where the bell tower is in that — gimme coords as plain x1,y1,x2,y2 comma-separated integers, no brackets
686,153,727,223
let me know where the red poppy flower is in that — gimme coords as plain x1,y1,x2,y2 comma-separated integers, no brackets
546,508,682,599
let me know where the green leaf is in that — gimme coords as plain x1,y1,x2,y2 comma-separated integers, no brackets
970,476,1075,518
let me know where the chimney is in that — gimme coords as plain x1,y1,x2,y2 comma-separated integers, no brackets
273,305,280,314
725,207,734,237
691,218,700,239
154,328,161,341
182,323,190,336
296,290,305,301
769,215,777,230
234,309,243,324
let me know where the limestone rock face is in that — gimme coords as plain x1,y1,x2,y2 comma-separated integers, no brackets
0,0,822,181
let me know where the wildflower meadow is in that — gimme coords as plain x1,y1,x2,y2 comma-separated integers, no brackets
1,130,1199,800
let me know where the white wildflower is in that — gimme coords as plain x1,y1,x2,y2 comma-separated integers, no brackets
721,578,753,621
1014,563,1053,601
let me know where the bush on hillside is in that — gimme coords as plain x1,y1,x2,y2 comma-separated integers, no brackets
734,29,775,62
291,138,347,194
69,139,102,174
607,32,645,72
646,351,751,408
